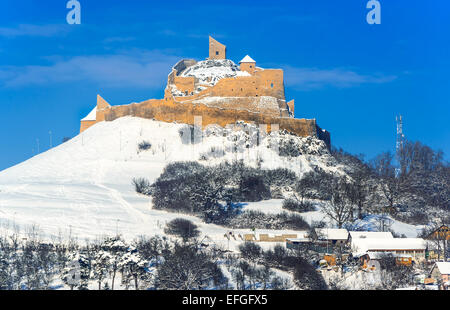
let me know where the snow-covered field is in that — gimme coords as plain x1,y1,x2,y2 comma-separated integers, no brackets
0,117,422,252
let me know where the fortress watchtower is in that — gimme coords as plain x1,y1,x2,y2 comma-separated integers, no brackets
239,55,257,75
209,36,226,60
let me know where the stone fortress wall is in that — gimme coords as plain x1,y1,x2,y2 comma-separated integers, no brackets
80,36,331,148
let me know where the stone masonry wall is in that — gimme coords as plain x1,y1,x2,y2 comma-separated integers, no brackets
94,97,329,145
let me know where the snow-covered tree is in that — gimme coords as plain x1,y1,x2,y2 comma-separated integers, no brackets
119,248,148,290
92,250,112,290
61,252,89,290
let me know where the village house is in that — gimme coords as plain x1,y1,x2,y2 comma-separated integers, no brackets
426,225,450,240
430,262,450,290
348,231,393,243
315,228,349,245
258,233,300,242
286,228,349,255
425,225,449,261
358,252,413,271
285,234,311,250
351,238,427,262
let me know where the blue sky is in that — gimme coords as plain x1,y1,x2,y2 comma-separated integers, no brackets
0,0,449,170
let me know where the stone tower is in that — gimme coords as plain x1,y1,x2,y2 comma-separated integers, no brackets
239,55,256,75
209,36,226,60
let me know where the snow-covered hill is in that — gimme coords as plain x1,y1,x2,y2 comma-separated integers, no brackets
0,116,422,248
0,117,338,246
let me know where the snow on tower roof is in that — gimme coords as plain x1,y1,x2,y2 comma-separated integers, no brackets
239,55,256,63
81,107,97,121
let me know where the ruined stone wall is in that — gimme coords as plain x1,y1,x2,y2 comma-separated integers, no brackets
83,95,329,148
173,76,195,95
208,70,285,99
191,96,282,117
240,62,256,75
95,98,326,143
209,36,226,60
287,100,295,115
169,69,286,105
80,120,96,133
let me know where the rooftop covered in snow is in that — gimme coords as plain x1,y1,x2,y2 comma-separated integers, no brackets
433,262,450,275
239,55,256,63
349,231,394,240
315,228,349,241
81,107,97,121
351,238,426,255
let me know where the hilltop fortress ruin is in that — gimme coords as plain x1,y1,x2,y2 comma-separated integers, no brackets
80,36,330,147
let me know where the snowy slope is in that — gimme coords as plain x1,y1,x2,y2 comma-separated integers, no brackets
0,117,339,246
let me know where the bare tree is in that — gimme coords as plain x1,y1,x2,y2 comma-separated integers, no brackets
372,152,401,214
155,242,226,290
377,253,415,290
419,221,449,261
350,164,373,219
322,180,354,228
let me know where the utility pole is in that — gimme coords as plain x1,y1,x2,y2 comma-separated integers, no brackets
49,131,53,149
395,115,405,177
36,138,40,154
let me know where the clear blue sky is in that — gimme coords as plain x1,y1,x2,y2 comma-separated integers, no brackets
1,0,449,170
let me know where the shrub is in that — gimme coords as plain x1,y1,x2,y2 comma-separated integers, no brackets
178,125,203,145
238,242,263,263
159,161,204,180
138,140,152,152
394,210,429,225
132,178,152,195
264,168,297,187
155,242,227,289
152,162,230,214
164,218,200,242
152,161,309,226
297,169,337,201
279,138,301,157
263,245,288,267
228,211,310,230
282,198,315,213
237,174,271,202
277,212,310,230
293,258,328,290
